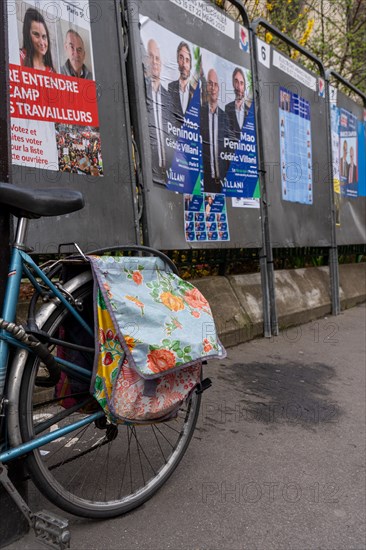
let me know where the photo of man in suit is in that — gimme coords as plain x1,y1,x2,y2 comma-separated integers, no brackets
60,29,93,80
225,67,249,140
339,139,349,181
168,41,195,126
145,38,169,183
348,145,358,184
200,68,230,193
279,89,291,112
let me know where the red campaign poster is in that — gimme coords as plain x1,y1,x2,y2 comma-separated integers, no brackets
8,0,103,176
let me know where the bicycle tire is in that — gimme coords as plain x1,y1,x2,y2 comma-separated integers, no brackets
19,279,201,518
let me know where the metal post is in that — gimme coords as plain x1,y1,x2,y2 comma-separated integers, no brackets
249,24,277,336
0,2,30,545
251,18,341,326
0,0,11,309
324,75,340,315
227,0,272,337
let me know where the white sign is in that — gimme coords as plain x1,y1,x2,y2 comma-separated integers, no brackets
273,50,317,91
257,38,271,69
169,0,235,39
232,197,260,209
329,85,338,105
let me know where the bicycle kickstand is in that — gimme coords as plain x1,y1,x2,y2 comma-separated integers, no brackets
0,463,71,550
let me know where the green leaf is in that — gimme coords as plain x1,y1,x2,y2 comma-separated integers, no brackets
176,349,184,358
97,290,107,310
137,265,145,271
162,339,171,347
111,367,119,383
149,344,160,351
178,280,192,291
183,345,191,353
94,375,104,392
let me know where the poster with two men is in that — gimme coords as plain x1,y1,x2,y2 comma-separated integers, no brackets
139,15,259,201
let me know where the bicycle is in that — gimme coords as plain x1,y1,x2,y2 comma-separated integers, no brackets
0,182,204,546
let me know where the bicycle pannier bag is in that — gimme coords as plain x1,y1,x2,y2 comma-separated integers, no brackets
88,255,225,423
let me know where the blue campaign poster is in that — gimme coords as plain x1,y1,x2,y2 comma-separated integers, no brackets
140,17,258,199
184,193,230,242
200,48,259,199
331,105,365,199
165,86,202,193
358,120,366,197
222,101,259,198
339,108,358,198
279,87,313,205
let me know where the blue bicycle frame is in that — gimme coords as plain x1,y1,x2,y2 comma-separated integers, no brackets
0,220,103,463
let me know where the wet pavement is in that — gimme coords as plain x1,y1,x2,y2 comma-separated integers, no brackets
4,303,366,550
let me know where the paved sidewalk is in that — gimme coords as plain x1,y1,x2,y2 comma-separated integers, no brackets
5,304,366,550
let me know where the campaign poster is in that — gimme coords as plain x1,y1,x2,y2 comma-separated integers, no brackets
358,119,366,197
200,49,258,199
331,104,340,187
338,109,358,198
331,104,366,201
8,0,103,176
140,16,202,192
331,103,341,225
139,16,259,200
279,87,312,205
184,193,230,242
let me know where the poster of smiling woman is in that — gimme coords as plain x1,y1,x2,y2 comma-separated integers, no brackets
7,0,103,176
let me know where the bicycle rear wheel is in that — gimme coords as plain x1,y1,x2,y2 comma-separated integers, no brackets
19,279,201,518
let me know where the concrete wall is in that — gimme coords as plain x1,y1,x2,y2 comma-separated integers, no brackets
191,263,366,347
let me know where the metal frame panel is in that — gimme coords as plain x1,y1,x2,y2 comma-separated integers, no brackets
9,0,138,252
126,0,263,251
326,71,366,246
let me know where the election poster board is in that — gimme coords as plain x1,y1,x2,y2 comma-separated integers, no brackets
128,0,262,249
255,40,333,247
6,0,138,251
330,86,366,244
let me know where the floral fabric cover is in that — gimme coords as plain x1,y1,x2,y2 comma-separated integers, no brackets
92,292,201,422
88,255,226,380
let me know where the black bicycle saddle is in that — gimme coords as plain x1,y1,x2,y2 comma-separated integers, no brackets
0,182,84,219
